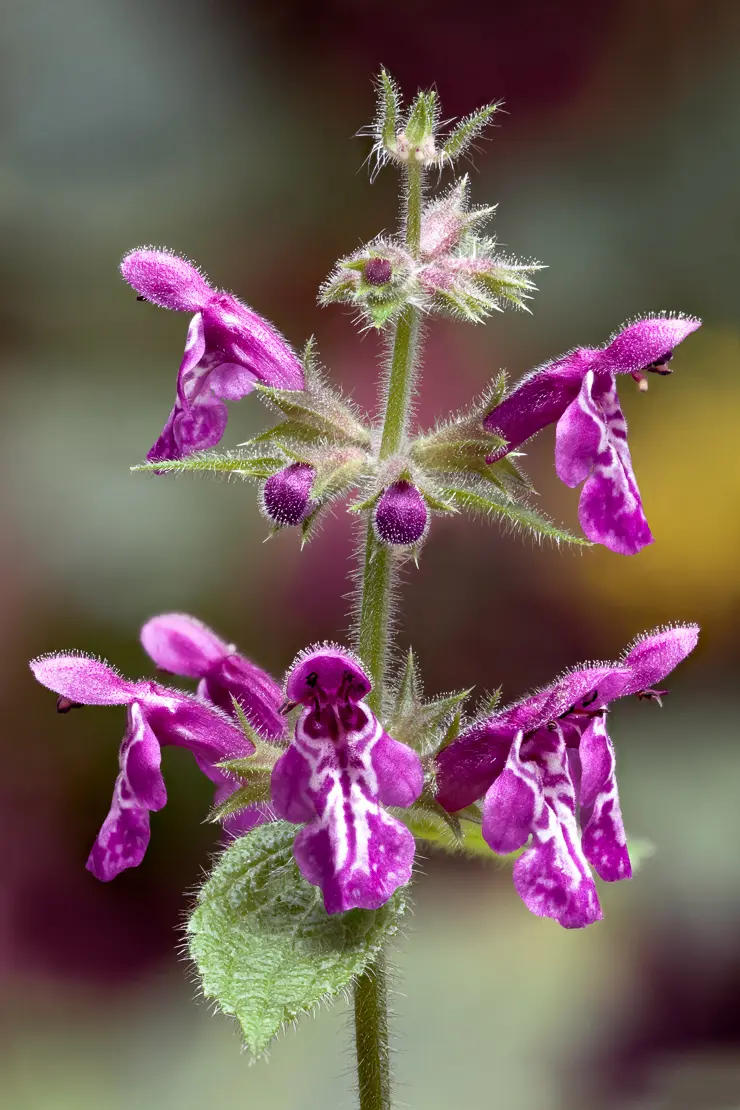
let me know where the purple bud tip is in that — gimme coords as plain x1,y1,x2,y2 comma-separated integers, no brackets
120,249,213,312
286,645,371,706
364,257,393,286
262,463,316,527
374,481,428,546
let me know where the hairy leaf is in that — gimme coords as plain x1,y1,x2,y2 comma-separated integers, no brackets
188,822,407,1057
131,453,284,479
405,89,438,145
441,103,500,162
440,485,590,546
377,68,401,151
207,774,272,823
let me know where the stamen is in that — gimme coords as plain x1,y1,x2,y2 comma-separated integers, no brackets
631,371,649,392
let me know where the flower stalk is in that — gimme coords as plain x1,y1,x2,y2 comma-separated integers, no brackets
354,957,392,1110
351,139,426,1110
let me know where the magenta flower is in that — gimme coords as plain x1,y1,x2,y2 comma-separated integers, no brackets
140,612,286,738
140,613,289,836
485,316,701,554
435,624,699,928
30,652,251,880
271,645,424,914
121,249,305,462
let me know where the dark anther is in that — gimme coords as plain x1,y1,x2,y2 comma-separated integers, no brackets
56,696,84,713
136,294,149,302
582,690,599,708
279,698,298,715
306,671,318,688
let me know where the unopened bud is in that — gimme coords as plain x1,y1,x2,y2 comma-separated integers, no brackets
262,463,316,527
364,257,393,286
373,481,429,546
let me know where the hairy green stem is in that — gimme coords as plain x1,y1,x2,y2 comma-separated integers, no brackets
354,957,391,1110
351,157,425,1110
357,527,392,718
404,161,423,255
378,306,420,462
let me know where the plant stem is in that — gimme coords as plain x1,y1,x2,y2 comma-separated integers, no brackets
357,527,392,719
378,306,420,462
354,957,391,1110
404,161,423,256
351,157,425,1110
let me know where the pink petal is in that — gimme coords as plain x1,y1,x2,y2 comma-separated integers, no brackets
30,653,135,705
556,370,653,554
620,624,700,696
120,249,212,312
140,613,230,678
597,315,702,374
512,730,602,928
372,731,424,808
482,731,538,853
580,717,631,882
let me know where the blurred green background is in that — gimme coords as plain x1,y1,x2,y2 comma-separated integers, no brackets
3,1,740,1106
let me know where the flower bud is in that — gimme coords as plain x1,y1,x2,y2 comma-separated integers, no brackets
262,463,316,527
363,257,393,286
373,481,429,546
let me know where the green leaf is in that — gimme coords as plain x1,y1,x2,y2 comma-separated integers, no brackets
438,708,462,750
247,421,326,448
399,807,491,859
476,687,503,719
441,103,501,162
367,298,403,329
187,822,407,1057
439,485,591,546
207,774,273,823
377,69,401,150
255,384,371,448
225,696,284,768
391,649,422,723
299,504,325,548
390,687,472,756
405,89,438,145
131,453,285,479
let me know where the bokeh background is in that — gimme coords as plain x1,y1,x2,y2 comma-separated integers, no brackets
3,1,740,1106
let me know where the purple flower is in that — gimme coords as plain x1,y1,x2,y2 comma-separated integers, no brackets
140,613,286,738
435,624,699,928
484,316,701,554
261,463,317,527
271,645,424,914
373,481,429,546
121,248,305,462
30,652,251,880
140,613,289,836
